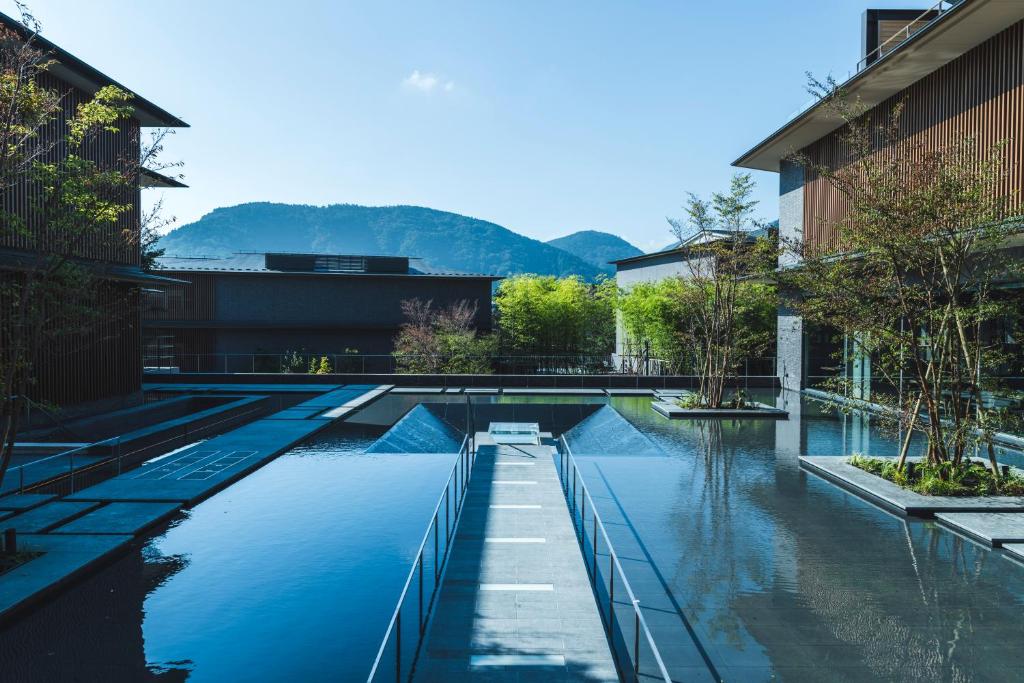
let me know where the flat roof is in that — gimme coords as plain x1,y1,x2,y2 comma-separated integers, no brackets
0,11,187,128
733,0,1024,172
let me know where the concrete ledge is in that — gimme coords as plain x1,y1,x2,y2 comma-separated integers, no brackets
0,533,133,624
652,401,788,419
935,512,1024,547
800,456,1024,516
0,494,55,511
1003,543,1024,562
51,501,183,536
2,501,101,533
145,371,780,390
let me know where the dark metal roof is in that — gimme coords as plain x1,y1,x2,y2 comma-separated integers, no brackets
0,11,188,128
154,252,502,279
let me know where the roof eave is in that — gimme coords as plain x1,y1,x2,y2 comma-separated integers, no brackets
733,0,1024,172
0,11,188,128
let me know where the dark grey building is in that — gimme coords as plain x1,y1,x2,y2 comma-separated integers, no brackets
143,252,499,371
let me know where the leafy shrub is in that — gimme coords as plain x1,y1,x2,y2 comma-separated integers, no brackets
849,454,1024,497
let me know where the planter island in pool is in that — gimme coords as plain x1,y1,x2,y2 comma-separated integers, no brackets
651,400,788,419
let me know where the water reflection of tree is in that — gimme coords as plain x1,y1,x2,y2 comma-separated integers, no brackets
665,418,775,653
741,471,1024,681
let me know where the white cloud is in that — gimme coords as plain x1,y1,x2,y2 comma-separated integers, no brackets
403,70,454,93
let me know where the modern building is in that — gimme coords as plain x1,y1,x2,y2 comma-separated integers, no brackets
144,252,500,371
0,12,186,414
734,1,1024,391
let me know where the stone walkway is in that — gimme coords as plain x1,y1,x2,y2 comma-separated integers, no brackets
413,436,616,682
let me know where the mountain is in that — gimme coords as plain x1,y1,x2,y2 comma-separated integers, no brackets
156,203,607,279
546,230,642,271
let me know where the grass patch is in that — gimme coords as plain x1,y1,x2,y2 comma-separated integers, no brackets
849,454,1024,497
0,551,43,577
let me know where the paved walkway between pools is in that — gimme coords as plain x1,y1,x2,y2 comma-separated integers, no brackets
0,384,390,623
413,436,617,681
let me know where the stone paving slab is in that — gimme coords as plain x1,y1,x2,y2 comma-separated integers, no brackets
935,513,1024,546
0,533,132,623
263,406,328,420
294,385,379,408
66,386,387,506
144,383,340,394
65,421,322,504
390,386,445,394
318,385,392,419
603,388,655,396
0,494,55,511
502,388,606,396
2,501,100,533
414,440,615,681
51,502,183,536
800,457,1024,516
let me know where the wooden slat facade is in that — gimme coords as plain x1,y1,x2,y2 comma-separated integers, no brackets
2,69,145,409
143,273,215,322
802,19,1024,254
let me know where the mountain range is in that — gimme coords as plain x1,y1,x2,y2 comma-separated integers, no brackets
156,203,642,279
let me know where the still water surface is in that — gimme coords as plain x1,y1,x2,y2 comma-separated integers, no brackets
1,392,1022,682
571,392,1024,682
0,423,455,682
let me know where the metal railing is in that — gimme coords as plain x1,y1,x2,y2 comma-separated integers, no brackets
367,435,476,682
557,436,672,683
856,1,961,73
783,0,963,124
143,352,779,378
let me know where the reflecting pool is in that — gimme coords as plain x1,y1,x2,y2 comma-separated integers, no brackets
570,391,1024,682
0,422,456,682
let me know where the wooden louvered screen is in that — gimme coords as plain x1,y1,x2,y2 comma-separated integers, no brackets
802,19,1024,255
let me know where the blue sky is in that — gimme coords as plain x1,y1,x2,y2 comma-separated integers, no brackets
15,1,934,252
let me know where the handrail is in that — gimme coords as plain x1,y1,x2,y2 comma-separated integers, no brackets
367,434,475,682
557,435,672,683
855,1,959,73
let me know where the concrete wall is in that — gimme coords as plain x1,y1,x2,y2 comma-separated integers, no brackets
777,160,805,391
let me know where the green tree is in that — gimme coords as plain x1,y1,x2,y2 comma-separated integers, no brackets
494,275,615,363
785,77,1023,477
664,174,776,406
0,11,175,488
618,278,775,376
